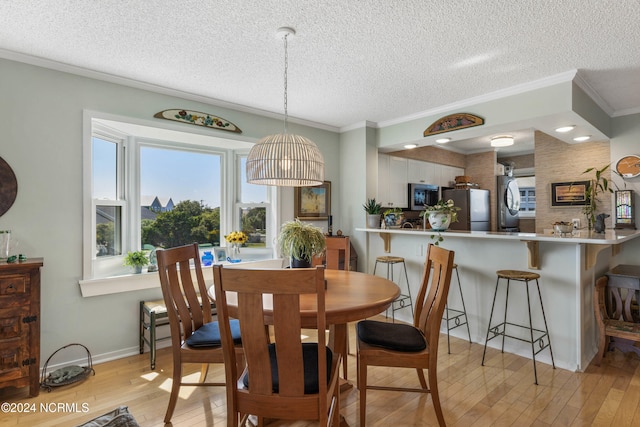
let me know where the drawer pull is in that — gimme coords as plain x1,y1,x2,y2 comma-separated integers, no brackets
22,315,38,323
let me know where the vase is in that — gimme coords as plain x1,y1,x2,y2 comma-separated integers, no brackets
428,212,452,231
367,214,381,228
231,243,241,258
134,265,143,274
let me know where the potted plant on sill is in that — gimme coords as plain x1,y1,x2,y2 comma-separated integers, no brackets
363,198,382,228
277,219,327,268
123,250,150,274
419,199,460,245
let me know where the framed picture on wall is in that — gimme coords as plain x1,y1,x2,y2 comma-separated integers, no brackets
550,181,590,207
294,181,331,220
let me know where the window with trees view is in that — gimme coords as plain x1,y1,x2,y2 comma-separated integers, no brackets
85,116,275,281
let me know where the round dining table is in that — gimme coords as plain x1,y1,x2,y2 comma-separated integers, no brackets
209,268,400,328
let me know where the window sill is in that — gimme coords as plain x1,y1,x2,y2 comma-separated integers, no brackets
79,258,284,297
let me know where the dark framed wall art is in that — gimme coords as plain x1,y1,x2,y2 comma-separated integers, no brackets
294,181,331,220
550,181,590,207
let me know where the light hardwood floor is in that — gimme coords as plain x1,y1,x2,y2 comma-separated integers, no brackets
2,321,640,427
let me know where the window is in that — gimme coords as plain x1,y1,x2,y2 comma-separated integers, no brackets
519,187,536,212
83,114,277,281
516,176,536,214
235,156,269,248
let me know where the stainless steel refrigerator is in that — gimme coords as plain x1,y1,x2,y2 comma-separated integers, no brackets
442,188,490,231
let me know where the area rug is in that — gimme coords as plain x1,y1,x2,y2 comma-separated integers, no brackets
75,406,139,427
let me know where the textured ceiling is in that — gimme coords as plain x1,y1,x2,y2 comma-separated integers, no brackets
1,1,639,150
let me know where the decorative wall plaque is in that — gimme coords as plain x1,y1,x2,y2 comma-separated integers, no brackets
0,156,17,217
423,113,484,137
154,109,242,133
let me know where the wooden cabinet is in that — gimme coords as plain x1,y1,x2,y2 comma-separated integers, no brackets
377,154,408,208
0,259,43,397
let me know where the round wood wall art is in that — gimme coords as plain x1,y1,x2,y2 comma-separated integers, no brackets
615,154,640,178
0,156,18,217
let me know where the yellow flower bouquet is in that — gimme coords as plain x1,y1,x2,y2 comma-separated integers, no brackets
225,230,248,245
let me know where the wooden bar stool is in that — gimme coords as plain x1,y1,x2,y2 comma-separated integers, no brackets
443,263,472,353
481,270,555,384
373,256,413,322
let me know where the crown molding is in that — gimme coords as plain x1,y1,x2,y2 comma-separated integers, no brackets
0,48,340,134
572,71,614,116
376,70,580,129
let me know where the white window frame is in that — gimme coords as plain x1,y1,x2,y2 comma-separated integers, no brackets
81,111,279,295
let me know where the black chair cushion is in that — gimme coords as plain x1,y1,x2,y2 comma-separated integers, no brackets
185,319,241,347
357,319,426,352
242,342,333,394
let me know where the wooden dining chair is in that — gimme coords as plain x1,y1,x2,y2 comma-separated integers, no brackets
323,236,351,379
213,265,341,427
356,244,455,426
156,243,243,424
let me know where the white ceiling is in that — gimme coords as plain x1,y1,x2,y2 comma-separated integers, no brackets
2,1,639,156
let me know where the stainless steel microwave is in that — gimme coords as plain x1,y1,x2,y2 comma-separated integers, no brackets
409,183,439,210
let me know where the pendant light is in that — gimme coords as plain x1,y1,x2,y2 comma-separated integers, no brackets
246,27,325,187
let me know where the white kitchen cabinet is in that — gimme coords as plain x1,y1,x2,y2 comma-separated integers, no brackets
377,154,408,208
439,164,465,188
407,159,437,184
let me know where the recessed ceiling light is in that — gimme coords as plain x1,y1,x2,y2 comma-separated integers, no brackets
555,126,575,133
490,135,514,147
573,135,591,142
404,144,418,149
435,138,451,144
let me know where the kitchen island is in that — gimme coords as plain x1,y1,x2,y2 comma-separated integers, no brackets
355,227,640,372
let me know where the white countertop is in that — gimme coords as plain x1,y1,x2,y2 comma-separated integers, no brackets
355,227,640,245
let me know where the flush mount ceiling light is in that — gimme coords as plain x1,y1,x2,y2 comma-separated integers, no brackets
435,138,451,144
404,144,418,149
246,27,324,187
573,135,591,142
555,126,575,133
490,135,514,147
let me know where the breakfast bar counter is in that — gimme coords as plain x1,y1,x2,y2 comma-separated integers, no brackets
355,227,640,372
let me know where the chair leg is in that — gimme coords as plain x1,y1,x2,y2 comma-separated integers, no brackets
428,367,446,427
482,276,501,365
164,359,182,423
149,311,157,370
342,331,348,379
199,363,209,383
139,301,145,354
416,368,427,389
358,360,367,427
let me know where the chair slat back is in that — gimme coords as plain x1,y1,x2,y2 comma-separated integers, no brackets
414,244,455,347
213,265,328,402
157,244,212,342
325,237,350,270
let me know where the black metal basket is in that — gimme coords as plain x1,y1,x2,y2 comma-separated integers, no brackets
40,343,95,392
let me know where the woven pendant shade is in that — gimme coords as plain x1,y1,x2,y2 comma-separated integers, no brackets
246,132,324,186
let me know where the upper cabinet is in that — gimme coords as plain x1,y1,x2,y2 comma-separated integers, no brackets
377,154,408,208
378,154,465,207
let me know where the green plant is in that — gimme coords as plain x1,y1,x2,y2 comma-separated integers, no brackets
581,164,614,229
419,199,461,245
363,198,382,215
277,219,326,263
383,207,403,217
123,250,150,268
419,199,461,223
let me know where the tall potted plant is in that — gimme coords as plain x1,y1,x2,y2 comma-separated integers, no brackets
277,219,327,268
363,198,382,228
581,164,614,232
